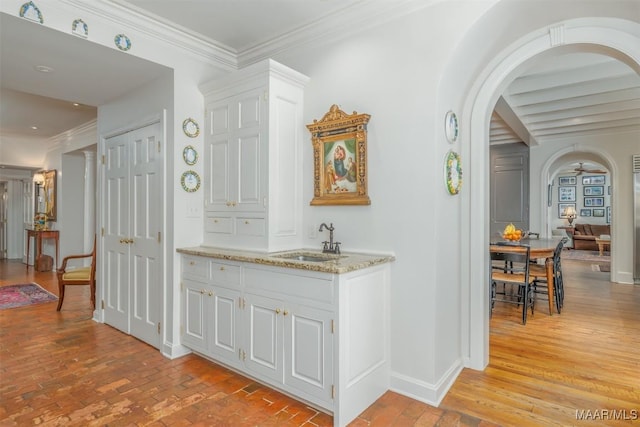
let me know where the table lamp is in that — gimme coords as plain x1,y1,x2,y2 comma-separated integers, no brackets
563,206,577,226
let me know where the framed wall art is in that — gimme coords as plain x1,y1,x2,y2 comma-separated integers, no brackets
558,203,576,218
558,176,577,186
584,197,604,207
307,104,371,205
592,208,605,217
580,209,592,217
582,175,605,185
558,186,576,202
583,186,604,196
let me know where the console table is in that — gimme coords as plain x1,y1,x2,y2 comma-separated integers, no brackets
25,229,59,272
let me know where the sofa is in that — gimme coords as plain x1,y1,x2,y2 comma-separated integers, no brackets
567,223,611,251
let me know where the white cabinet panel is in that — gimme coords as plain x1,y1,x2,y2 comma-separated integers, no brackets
211,287,241,368
245,293,283,383
285,304,333,403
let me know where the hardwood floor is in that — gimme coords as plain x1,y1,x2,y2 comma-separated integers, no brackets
1,258,638,426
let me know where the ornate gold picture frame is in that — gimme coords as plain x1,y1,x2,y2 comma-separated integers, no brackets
307,105,371,205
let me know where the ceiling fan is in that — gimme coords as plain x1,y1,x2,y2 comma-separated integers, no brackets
572,162,607,176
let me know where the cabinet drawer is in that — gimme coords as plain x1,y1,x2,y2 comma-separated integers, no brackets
205,215,233,234
182,255,210,282
236,217,265,236
211,261,241,288
244,267,334,304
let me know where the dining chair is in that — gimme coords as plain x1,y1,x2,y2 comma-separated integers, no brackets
56,237,96,311
490,243,535,325
530,239,564,314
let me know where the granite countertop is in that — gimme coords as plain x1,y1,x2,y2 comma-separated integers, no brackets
177,246,395,274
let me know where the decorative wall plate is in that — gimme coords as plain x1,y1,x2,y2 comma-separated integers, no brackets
72,19,88,38
444,110,459,143
19,1,43,23
444,150,462,195
182,118,200,138
181,170,201,192
114,34,131,51
183,145,198,165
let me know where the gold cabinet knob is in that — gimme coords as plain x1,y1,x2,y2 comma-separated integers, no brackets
244,220,250,225
283,310,289,316
275,308,281,314
219,266,225,271
208,291,213,297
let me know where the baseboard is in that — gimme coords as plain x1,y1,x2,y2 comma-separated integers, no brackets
162,342,192,359
389,358,463,406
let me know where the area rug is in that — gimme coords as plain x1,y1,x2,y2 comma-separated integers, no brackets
591,264,611,272
0,283,58,310
561,249,610,263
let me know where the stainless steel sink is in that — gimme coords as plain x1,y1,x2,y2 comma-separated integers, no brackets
273,252,342,262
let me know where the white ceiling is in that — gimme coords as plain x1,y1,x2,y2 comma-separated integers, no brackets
1,2,639,170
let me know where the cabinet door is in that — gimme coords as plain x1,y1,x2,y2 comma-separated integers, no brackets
205,91,265,213
244,293,283,383
182,280,211,354
210,287,242,368
284,304,334,404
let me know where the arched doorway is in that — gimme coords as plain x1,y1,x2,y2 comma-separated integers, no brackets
463,18,640,370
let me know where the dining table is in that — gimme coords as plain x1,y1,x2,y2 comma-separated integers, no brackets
490,237,563,315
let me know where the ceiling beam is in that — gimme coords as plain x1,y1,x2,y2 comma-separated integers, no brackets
494,96,537,146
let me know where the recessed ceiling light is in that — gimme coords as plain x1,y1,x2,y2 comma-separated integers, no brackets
31,126,38,130
34,65,54,73
73,102,80,107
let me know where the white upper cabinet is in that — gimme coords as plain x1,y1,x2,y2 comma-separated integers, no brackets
201,59,309,252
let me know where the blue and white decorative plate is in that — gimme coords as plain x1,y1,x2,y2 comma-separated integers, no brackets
182,118,200,138
72,19,88,38
114,34,131,51
19,1,43,24
444,110,459,143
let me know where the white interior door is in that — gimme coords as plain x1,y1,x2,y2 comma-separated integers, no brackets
129,125,161,347
103,122,162,348
104,132,131,333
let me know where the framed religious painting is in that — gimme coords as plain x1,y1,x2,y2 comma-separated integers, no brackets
307,104,371,205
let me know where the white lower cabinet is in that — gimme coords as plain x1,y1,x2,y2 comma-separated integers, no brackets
244,293,334,405
181,253,390,427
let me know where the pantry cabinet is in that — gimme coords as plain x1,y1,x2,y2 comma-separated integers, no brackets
200,59,309,252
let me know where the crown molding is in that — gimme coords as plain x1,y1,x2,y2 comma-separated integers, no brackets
48,119,98,150
237,0,440,66
59,0,238,71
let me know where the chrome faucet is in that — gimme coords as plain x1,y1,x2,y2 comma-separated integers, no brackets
319,222,341,254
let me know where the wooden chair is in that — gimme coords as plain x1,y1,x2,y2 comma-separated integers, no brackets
490,243,535,324
56,238,96,311
530,239,565,314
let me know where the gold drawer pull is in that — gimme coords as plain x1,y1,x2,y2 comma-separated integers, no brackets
219,266,225,271
244,220,250,225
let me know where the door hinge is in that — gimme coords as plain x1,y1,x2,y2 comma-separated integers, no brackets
180,281,184,291
101,300,105,310
157,322,161,334
101,227,105,237
157,232,161,243
101,155,105,165
331,319,335,334
238,297,246,309
157,140,161,153
239,349,246,361
331,385,335,399
263,91,268,101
